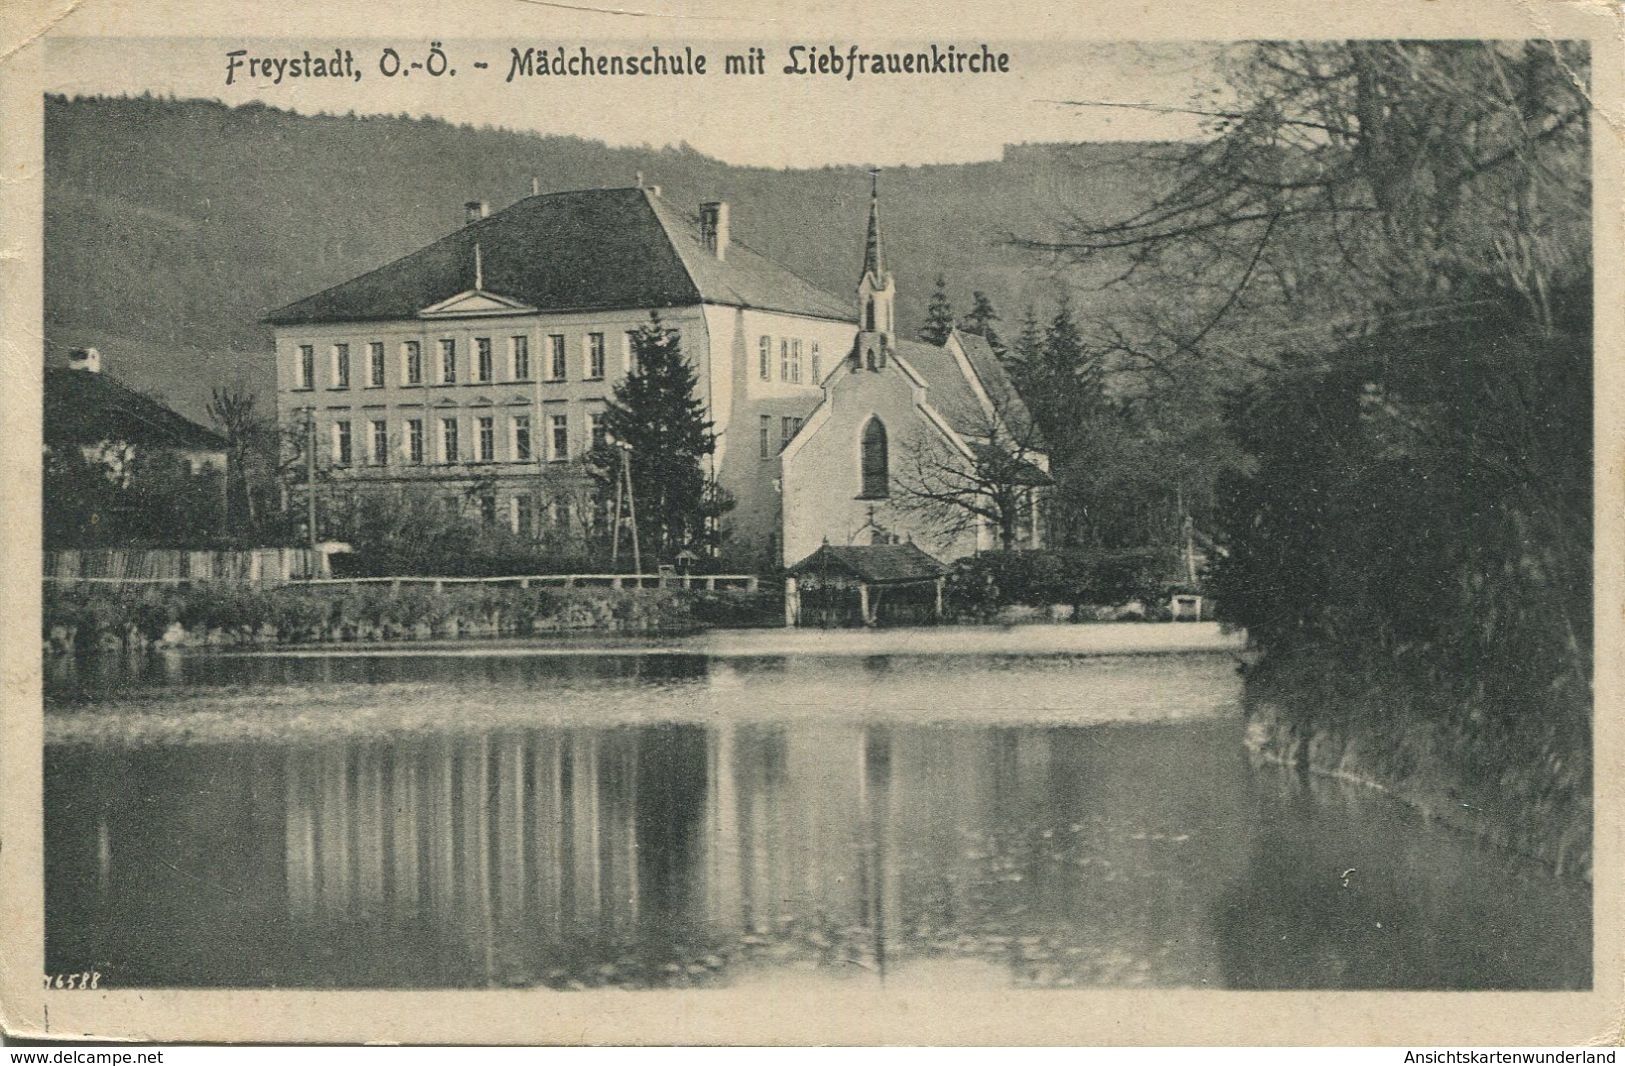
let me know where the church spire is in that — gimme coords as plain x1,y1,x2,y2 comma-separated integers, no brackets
861,168,885,282
853,169,895,371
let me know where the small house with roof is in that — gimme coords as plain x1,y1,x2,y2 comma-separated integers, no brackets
45,347,227,480
784,541,948,627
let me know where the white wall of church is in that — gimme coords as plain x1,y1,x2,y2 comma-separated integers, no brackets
779,361,981,568
701,304,856,562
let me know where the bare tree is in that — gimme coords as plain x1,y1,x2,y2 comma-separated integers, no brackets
1019,41,1589,374
207,385,266,531
892,388,1052,552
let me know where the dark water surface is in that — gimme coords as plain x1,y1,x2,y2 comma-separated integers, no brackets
43,640,1590,990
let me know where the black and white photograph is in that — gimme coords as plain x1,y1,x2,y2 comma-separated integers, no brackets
0,0,1618,1047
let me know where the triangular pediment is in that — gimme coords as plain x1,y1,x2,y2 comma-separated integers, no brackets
418,289,537,318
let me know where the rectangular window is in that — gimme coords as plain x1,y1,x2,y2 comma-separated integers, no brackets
511,336,531,381
586,333,605,379
440,338,457,384
791,339,803,384
550,414,569,461
297,345,314,390
625,330,639,375
759,336,771,380
441,418,460,463
779,338,790,381
589,411,607,449
477,415,495,462
550,498,572,530
811,341,822,383
404,341,423,385
513,494,534,536
371,419,388,465
760,414,772,459
780,416,805,452
407,418,424,464
476,337,493,383
513,415,532,462
333,420,352,465
333,344,351,389
479,495,497,525
548,335,567,380
444,496,462,518
368,342,385,387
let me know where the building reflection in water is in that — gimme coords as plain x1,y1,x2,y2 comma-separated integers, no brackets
46,652,1590,991
271,704,1082,988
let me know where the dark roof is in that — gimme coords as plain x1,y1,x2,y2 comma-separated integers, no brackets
952,330,1038,440
645,195,853,322
266,187,853,326
968,442,1053,486
45,369,227,451
894,338,987,436
787,542,947,584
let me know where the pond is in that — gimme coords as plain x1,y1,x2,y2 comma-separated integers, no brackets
42,628,1590,990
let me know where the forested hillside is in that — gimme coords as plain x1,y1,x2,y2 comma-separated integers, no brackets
44,93,1149,420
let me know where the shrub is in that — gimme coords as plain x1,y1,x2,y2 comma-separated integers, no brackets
130,588,179,641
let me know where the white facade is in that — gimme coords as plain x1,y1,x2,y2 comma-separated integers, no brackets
272,299,855,556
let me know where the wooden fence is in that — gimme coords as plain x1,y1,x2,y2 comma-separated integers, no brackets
45,548,324,586
43,551,758,593
288,573,761,592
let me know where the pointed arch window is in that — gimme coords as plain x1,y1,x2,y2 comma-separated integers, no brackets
865,298,876,331
860,418,889,499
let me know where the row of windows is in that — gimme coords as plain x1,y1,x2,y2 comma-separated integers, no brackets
294,331,653,391
757,336,822,385
759,414,805,458
449,491,605,536
324,412,607,467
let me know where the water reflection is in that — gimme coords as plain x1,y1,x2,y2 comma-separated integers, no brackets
44,650,1590,990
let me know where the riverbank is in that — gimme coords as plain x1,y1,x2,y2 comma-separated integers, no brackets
42,581,1244,655
1241,656,1592,882
41,581,780,653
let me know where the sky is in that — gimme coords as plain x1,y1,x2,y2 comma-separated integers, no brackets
43,33,1222,168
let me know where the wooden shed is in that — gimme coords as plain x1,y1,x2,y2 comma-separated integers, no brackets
784,542,948,627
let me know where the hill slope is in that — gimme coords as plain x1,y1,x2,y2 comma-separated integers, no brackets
44,94,1153,421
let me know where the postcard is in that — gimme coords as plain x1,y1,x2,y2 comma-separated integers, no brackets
0,0,1618,1046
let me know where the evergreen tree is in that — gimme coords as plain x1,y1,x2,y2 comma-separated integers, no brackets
918,274,956,346
959,290,1004,354
1043,293,1104,409
589,313,718,563
1007,306,1042,370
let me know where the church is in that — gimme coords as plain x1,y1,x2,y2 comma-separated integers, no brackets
264,174,1045,568
779,176,1048,567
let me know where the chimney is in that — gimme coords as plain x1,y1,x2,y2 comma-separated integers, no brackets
699,201,730,260
530,176,540,196
464,200,488,224
68,347,102,374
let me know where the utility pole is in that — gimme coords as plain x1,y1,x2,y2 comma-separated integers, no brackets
305,407,318,552
621,443,641,574
610,455,625,567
